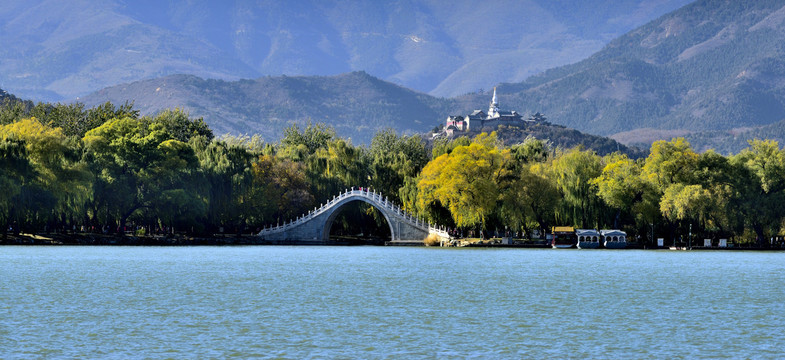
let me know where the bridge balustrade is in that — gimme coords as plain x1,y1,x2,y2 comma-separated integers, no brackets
259,188,447,238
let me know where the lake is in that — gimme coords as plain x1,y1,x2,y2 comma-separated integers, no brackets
1,246,783,358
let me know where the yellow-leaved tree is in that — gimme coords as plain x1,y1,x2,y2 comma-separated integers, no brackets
0,118,92,230
417,133,506,229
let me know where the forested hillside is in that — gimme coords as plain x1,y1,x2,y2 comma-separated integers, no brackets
80,72,450,143
436,121,648,159
80,71,651,150
1,88,22,103
686,118,785,154
464,0,785,146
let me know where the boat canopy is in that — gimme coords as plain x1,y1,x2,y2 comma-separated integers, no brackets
600,229,627,241
576,229,600,242
576,229,600,237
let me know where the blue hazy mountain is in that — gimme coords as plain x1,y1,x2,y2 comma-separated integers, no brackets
473,0,785,150
78,0,785,154
0,0,691,101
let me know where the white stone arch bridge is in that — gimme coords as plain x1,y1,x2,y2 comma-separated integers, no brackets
257,188,450,245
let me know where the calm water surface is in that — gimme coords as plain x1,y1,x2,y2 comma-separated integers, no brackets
1,246,784,358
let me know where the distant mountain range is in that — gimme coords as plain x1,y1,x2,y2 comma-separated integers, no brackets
0,0,690,101
478,0,785,150
79,71,449,142
76,0,785,153
8,0,785,154
2,77,639,156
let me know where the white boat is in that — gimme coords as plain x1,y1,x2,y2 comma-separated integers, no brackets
601,229,627,249
576,229,601,249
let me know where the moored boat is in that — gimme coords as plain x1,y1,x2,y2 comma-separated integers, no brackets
551,226,576,248
601,229,627,249
576,229,601,249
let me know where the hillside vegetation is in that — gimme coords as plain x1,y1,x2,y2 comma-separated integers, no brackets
436,121,647,159
80,71,648,150
472,0,785,145
81,72,450,143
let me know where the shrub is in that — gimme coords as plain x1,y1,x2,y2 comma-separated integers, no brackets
424,233,441,246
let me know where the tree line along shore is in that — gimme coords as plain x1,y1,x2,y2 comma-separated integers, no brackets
2,100,785,247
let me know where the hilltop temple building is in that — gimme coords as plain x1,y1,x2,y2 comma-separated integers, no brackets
444,87,528,135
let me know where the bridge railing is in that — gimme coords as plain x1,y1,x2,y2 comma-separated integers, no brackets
258,187,447,237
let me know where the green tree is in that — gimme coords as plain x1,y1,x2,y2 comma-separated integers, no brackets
593,153,659,234
431,136,470,158
0,136,34,239
192,138,256,233
367,129,428,203
250,154,314,226
306,138,368,201
83,117,205,231
549,147,604,228
508,136,551,165
152,108,213,142
0,100,32,126
659,183,712,224
692,150,743,237
643,138,699,191
1,118,92,232
279,122,335,160
499,162,560,234
642,138,700,241
498,137,557,235
731,140,785,244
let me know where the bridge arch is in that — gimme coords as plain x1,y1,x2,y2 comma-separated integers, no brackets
321,195,395,241
257,188,450,244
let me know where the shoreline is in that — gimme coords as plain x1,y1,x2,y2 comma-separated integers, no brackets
0,233,269,246
3,233,785,250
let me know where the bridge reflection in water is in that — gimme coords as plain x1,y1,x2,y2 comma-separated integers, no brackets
257,188,449,245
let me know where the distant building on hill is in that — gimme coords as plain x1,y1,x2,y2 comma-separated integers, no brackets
443,88,536,136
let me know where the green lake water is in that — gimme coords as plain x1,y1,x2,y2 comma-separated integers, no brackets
1,246,783,358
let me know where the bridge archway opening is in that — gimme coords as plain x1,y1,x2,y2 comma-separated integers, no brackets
325,200,393,245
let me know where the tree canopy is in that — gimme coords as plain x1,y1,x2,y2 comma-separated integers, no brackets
3,100,785,245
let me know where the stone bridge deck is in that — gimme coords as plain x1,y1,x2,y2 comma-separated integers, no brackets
257,188,449,245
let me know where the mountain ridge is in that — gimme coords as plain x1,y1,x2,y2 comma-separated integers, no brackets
80,71,449,143
449,0,785,151
0,0,691,101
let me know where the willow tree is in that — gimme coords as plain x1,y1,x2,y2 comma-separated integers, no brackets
192,138,256,233
593,153,659,234
1,118,92,232
642,138,699,240
549,147,604,229
304,138,368,202
83,117,206,232
642,138,699,190
499,163,560,235
367,129,428,204
499,137,558,234
692,150,744,238
0,136,34,238
250,154,314,225
731,140,785,244
417,133,506,230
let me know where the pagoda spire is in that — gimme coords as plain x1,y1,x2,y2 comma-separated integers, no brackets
489,87,499,118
